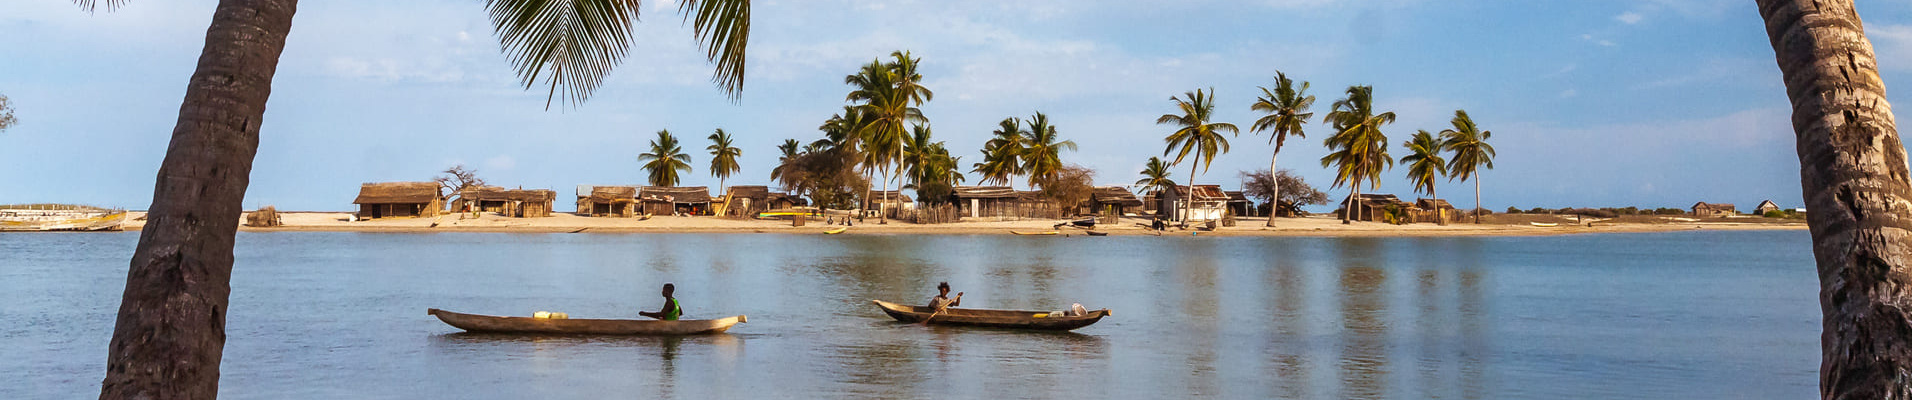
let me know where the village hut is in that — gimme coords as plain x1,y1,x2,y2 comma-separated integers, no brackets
454,186,510,213
1164,185,1229,222
503,189,555,218
1414,198,1458,224
1225,191,1256,217
863,190,915,216
1692,202,1737,217
723,185,772,217
1336,193,1411,222
1754,200,1781,215
576,185,639,217
352,182,443,219
1089,186,1144,217
640,186,713,216
246,206,282,227
765,192,808,210
952,186,1021,218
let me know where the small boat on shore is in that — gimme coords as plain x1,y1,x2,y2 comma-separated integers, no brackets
1010,230,1059,236
1085,231,1108,237
427,308,745,335
823,227,848,234
871,300,1109,331
0,205,128,232
1530,222,1559,227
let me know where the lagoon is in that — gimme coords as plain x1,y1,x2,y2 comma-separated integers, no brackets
2,230,1817,399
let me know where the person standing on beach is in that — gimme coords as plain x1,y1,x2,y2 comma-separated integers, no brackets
639,283,683,321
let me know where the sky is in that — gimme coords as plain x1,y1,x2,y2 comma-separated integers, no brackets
7,0,1912,212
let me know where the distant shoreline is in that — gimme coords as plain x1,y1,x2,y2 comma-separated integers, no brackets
106,211,1807,237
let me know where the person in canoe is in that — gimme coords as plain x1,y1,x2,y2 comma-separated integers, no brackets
928,282,963,310
638,283,684,321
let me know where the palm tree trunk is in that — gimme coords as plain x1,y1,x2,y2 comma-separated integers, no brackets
1266,151,1280,226
1186,150,1200,225
1472,176,1481,224
100,1,297,398
1757,1,1912,397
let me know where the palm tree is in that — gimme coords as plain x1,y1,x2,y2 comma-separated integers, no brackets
1440,110,1495,224
980,117,1028,188
1756,2,1912,394
1320,85,1396,224
1135,157,1177,196
844,54,930,222
1401,130,1448,199
707,128,742,191
1021,112,1077,190
84,1,751,397
640,130,694,187
1249,71,1314,226
770,138,800,183
1156,88,1239,223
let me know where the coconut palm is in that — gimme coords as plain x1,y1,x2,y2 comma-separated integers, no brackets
84,0,751,396
1756,2,1912,393
980,117,1028,188
1021,112,1077,190
1157,88,1239,223
1135,156,1177,196
1249,71,1314,226
1440,110,1495,224
1320,85,1396,224
770,138,801,183
903,124,964,201
640,130,694,187
1400,130,1448,199
707,128,742,191
844,54,930,221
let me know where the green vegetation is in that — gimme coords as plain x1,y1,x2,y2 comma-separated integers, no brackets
902,123,965,203
1401,130,1448,198
1320,85,1395,224
1248,71,1314,224
707,129,741,190
844,51,933,219
1158,88,1239,222
1021,112,1077,191
973,118,1028,187
1135,157,1176,196
639,130,693,187
1441,110,1496,223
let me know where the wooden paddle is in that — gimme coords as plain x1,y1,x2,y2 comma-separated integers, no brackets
923,293,962,326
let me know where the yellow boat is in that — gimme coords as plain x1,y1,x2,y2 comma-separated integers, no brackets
823,227,848,234
1010,230,1059,236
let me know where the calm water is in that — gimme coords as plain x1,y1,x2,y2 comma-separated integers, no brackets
2,230,1818,399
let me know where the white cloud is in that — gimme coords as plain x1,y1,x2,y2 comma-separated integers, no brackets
485,155,517,171
1559,89,1578,98
1615,12,1644,24
1868,23,1912,72
1580,34,1617,47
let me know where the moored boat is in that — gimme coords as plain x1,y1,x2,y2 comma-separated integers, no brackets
1009,230,1059,236
1530,222,1559,227
1085,231,1108,236
870,300,1110,331
824,227,848,234
427,308,745,335
0,205,128,232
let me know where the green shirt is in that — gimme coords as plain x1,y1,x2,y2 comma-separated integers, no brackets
664,298,682,321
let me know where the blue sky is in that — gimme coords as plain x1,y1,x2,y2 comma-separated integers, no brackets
6,0,1912,212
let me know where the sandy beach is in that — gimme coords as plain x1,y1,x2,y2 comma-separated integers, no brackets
113,211,1807,237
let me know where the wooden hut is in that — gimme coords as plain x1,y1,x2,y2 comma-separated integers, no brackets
1414,198,1458,224
1336,193,1410,222
1090,186,1144,217
1162,185,1229,222
454,186,510,213
352,182,443,219
1692,202,1737,217
577,185,638,217
863,190,914,215
503,189,555,218
723,185,772,217
1754,200,1781,215
1225,191,1255,217
953,186,1021,218
766,192,808,210
640,186,712,216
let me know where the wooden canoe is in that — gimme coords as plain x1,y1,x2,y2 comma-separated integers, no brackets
823,227,848,234
1530,222,1559,227
1085,231,1108,236
871,300,1109,331
1009,230,1059,236
427,308,744,335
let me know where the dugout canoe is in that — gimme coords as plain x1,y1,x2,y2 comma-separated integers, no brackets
1009,230,1059,236
870,300,1110,331
427,308,745,335
823,227,848,234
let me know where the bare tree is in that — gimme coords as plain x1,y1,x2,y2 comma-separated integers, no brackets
1757,0,1912,397
433,165,486,201
1241,168,1326,217
0,94,16,132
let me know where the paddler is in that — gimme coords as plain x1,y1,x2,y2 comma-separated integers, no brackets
927,282,962,309
638,283,684,321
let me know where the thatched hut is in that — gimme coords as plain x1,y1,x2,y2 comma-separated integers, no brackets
1336,193,1410,222
952,186,1020,218
723,185,772,217
863,190,914,214
766,192,808,210
246,206,282,227
454,186,510,213
640,186,712,216
502,189,556,217
1225,191,1256,217
353,182,443,219
577,185,638,217
1754,200,1781,215
1154,185,1228,222
1692,202,1737,217
1089,186,1144,217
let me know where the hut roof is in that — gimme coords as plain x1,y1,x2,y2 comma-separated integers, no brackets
1416,198,1456,210
1225,191,1253,203
1693,202,1736,209
1339,193,1407,207
640,186,712,203
1755,200,1779,209
584,186,638,202
766,192,809,206
506,189,555,202
953,186,1019,199
1171,185,1230,201
353,182,441,204
864,190,912,203
726,185,770,200
456,185,510,202
1091,186,1144,207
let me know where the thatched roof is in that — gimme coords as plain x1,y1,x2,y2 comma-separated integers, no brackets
582,186,638,203
1416,198,1456,210
353,182,440,204
864,190,912,203
456,186,510,202
1091,186,1143,207
1225,191,1252,203
1171,185,1229,201
766,192,808,206
726,185,770,200
506,189,555,202
640,186,712,203
1693,202,1736,210
952,186,1019,199
1755,200,1780,210
1339,193,1407,207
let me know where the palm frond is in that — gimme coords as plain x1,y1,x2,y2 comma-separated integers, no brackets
72,0,127,12
678,0,751,98
487,0,641,109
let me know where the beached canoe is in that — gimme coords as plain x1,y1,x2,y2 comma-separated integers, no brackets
1009,230,1059,236
823,227,848,234
1085,231,1108,237
427,308,745,335
870,300,1110,331
1530,222,1559,227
